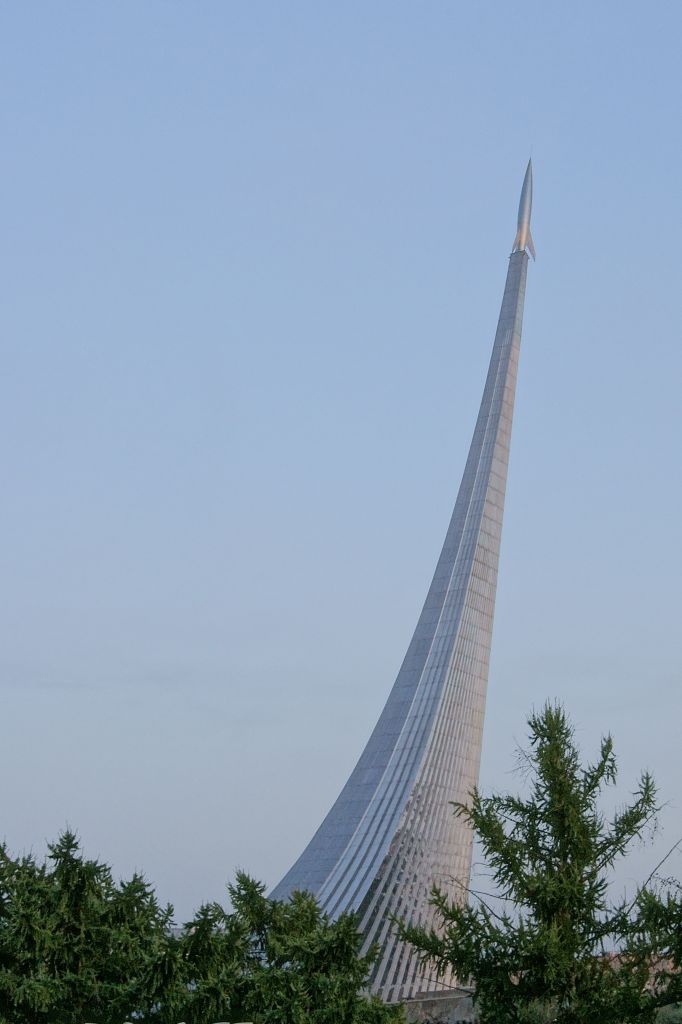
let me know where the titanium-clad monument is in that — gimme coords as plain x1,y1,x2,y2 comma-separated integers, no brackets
272,161,535,1003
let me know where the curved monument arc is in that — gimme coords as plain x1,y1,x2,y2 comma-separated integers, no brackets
271,162,534,1003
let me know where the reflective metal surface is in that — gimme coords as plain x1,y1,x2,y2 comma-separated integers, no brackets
512,158,536,259
272,170,532,1003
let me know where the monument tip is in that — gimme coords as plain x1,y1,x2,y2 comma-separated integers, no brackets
512,158,536,260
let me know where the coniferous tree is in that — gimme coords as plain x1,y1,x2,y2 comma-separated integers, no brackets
400,704,681,1024
0,830,172,1024
0,833,403,1023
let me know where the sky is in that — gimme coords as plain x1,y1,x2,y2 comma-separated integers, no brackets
1,2,681,922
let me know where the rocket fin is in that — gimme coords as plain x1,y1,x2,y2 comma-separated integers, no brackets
513,228,536,259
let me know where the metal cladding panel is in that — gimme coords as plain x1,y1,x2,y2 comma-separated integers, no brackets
271,248,529,1003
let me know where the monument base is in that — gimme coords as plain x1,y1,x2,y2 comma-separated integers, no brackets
403,987,476,1023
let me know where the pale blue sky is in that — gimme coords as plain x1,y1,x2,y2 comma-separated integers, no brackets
1,2,681,920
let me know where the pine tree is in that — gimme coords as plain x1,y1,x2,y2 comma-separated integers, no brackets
0,832,404,1023
0,830,172,1024
400,704,681,1024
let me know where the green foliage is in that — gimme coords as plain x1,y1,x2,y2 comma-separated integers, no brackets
0,830,172,1024
224,875,402,1024
0,832,403,1024
399,703,681,1024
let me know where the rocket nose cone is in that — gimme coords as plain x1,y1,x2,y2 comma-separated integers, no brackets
523,158,533,188
520,159,533,206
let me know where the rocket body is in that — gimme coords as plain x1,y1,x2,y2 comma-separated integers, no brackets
512,159,536,259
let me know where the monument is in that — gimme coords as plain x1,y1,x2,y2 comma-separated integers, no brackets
272,161,535,1004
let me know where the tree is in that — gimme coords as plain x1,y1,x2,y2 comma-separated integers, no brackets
399,703,681,1024
159,874,403,1024
0,832,404,1023
224,874,401,1024
0,830,172,1024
